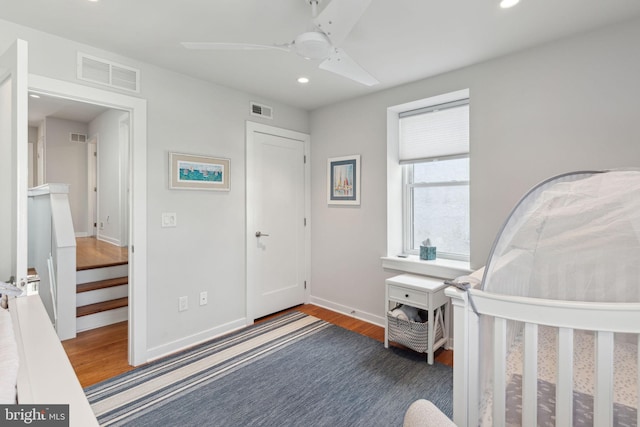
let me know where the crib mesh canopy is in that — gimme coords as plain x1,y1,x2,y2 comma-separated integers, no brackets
481,169,640,303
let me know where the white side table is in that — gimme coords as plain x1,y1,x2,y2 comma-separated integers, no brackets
384,273,449,364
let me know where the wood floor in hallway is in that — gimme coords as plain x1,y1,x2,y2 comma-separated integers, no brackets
76,236,128,270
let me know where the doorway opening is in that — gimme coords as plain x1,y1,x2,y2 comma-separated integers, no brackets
29,94,130,359
28,74,147,366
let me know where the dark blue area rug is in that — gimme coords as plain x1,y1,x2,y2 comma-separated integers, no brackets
85,312,452,426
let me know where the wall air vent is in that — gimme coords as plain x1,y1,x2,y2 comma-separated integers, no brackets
250,102,273,119
77,52,140,93
70,133,88,143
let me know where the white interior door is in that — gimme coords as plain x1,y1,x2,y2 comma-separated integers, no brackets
0,39,28,288
246,122,309,320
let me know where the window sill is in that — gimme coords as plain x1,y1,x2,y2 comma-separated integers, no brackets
381,255,472,279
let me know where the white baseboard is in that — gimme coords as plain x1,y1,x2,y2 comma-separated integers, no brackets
75,231,89,238
96,234,121,247
76,307,128,333
308,296,385,328
145,317,248,362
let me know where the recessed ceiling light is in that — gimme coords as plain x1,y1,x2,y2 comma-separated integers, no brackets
29,94,40,98
500,0,520,8
88,0,99,2
297,77,310,84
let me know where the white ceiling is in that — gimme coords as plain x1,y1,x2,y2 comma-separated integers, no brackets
28,94,110,127
3,0,640,111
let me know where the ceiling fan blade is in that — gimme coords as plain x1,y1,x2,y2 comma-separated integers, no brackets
319,48,379,86
181,42,290,53
313,0,373,46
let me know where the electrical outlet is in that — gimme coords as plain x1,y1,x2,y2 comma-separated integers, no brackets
179,296,188,312
162,212,177,228
199,291,207,306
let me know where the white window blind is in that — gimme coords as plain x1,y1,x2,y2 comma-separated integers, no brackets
399,99,469,163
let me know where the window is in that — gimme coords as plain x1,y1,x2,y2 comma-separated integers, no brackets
399,99,470,261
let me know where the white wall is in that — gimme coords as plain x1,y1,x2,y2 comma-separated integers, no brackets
309,18,640,322
88,109,127,245
0,19,310,356
44,117,89,235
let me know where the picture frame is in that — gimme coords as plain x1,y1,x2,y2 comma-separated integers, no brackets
169,152,230,191
327,154,360,205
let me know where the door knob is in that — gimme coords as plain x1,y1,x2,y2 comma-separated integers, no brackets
255,231,270,237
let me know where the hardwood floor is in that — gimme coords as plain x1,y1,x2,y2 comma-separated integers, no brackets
61,237,131,387
62,321,132,388
76,236,128,270
63,304,453,388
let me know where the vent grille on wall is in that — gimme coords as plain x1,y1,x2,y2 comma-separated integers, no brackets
70,133,88,143
250,102,273,119
77,52,140,93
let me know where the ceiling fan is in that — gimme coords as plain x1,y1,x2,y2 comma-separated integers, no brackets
181,0,379,86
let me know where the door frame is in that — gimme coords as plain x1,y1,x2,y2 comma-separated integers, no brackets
0,39,28,288
118,114,130,247
28,74,148,366
87,137,97,237
245,121,311,322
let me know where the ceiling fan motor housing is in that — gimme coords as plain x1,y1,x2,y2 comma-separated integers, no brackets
294,31,332,59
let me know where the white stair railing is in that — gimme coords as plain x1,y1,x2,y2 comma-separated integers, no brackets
46,253,58,329
27,183,77,340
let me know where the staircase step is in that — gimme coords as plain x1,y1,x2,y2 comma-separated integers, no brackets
77,276,128,294
77,260,128,272
76,264,128,285
77,297,128,317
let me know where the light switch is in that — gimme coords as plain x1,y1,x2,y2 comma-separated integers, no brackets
162,212,177,227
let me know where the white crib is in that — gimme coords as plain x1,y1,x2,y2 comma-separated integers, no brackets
445,169,640,426
446,284,640,426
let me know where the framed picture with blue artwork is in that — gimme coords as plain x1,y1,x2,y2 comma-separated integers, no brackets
327,154,360,205
169,152,230,191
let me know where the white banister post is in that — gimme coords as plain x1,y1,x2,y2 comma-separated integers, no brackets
28,184,77,340
50,190,77,340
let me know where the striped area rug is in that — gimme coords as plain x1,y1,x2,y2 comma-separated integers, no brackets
85,311,452,426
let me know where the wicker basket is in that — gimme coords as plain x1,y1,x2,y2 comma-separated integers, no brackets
387,310,443,354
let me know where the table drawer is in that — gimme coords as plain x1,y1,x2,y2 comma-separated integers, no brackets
388,285,427,307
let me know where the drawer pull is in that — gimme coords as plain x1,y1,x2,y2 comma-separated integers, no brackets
405,294,409,298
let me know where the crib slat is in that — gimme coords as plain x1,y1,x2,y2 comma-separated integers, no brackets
493,317,507,427
556,327,574,426
467,310,480,427
522,323,538,427
594,331,614,427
